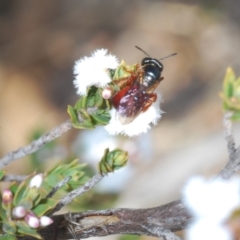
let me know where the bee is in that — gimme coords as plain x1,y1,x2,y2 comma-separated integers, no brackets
112,46,177,124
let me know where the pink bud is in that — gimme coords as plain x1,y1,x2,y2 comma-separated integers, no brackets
40,216,53,227
2,189,13,204
12,206,27,218
29,173,43,188
25,213,40,228
102,87,112,99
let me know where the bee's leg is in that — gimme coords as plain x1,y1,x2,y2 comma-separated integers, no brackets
142,93,157,112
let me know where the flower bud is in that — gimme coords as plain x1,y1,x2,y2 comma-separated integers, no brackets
40,216,53,227
102,87,112,99
25,212,40,228
98,148,128,174
111,149,128,167
29,173,43,188
12,206,27,218
2,189,13,204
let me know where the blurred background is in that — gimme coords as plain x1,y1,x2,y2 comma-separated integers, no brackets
1,0,240,239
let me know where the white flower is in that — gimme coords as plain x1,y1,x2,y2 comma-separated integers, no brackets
182,176,240,240
104,94,163,137
186,218,232,240
73,49,119,96
183,176,240,220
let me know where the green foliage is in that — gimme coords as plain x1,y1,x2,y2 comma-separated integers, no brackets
0,170,5,180
98,148,128,175
0,59,134,238
118,235,141,240
0,174,57,238
0,160,89,239
68,86,111,129
16,222,42,239
12,174,37,207
2,222,16,235
29,128,58,171
0,234,16,240
32,198,58,216
0,194,7,222
41,160,89,198
220,67,240,120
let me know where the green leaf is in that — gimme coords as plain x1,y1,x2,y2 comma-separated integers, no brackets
40,160,89,200
24,187,42,207
68,104,95,129
71,108,95,129
17,198,33,211
0,170,5,180
45,161,62,175
69,176,89,189
223,67,235,97
72,120,95,130
9,183,18,196
231,112,240,121
0,234,16,240
68,83,112,130
0,194,7,221
16,222,42,239
94,89,104,107
87,96,95,107
13,175,33,206
75,95,87,109
45,174,63,187
220,68,240,119
91,110,110,125
32,198,58,216
2,222,16,235
67,105,78,125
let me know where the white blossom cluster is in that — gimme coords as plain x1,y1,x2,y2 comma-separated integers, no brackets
73,49,163,136
183,176,240,240
73,49,119,96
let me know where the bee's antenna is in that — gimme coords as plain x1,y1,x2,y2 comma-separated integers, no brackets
159,53,177,61
135,46,151,57
136,46,177,61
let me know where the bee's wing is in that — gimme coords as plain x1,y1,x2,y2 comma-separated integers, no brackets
117,84,148,125
112,85,139,124
116,93,142,124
